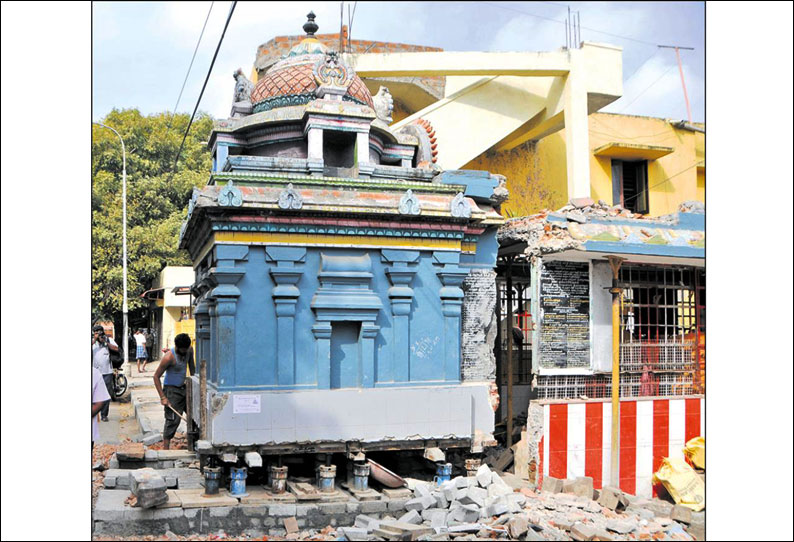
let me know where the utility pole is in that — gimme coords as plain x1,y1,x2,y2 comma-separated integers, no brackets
93,122,128,364
658,45,695,123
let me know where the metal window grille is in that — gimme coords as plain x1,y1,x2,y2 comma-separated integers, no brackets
535,264,704,401
495,277,533,385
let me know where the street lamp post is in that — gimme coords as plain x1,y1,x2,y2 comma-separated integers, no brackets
93,122,128,364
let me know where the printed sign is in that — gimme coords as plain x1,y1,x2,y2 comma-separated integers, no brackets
233,394,261,414
539,260,590,368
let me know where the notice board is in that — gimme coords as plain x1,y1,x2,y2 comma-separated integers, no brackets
539,260,590,368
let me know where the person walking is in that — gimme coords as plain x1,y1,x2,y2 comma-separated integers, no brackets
134,329,148,373
91,324,118,422
152,333,195,450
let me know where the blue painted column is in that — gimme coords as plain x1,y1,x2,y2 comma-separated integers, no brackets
267,247,306,387
208,300,218,383
209,245,247,389
360,323,379,388
434,252,469,382
383,250,420,383
312,323,332,389
194,298,210,368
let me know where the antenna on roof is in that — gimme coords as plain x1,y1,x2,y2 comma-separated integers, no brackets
339,3,344,52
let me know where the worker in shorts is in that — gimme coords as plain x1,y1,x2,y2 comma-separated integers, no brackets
152,333,195,449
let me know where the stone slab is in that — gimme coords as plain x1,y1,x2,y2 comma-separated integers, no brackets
250,486,297,503
175,489,239,508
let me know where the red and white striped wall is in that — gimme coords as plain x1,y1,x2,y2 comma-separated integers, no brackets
538,396,704,498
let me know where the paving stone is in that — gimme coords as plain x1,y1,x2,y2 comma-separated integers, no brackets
337,527,369,541
563,477,595,499
598,487,629,511
592,528,614,541
542,477,564,493
487,482,513,499
447,523,484,533
458,486,487,507
455,476,469,489
671,504,693,524
142,432,163,446
605,519,636,534
354,514,381,533
483,498,508,518
387,498,409,512
476,464,493,488
414,483,432,498
282,516,299,534
116,442,145,461
404,497,427,512
432,491,448,509
156,490,182,509
627,506,655,521
526,528,546,541
399,509,422,525
422,509,447,525
507,516,528,538
360,500,388,514
571,522,597,541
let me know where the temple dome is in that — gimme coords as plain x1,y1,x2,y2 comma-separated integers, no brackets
250,13,374,114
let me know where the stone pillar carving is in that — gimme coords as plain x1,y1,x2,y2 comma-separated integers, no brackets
433,252,469,382
209,245,247,389
266,247,306,387
382,250,420,383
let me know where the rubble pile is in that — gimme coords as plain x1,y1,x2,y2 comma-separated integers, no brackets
338,466,703,541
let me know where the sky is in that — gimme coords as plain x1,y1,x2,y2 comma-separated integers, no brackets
92,1,705,123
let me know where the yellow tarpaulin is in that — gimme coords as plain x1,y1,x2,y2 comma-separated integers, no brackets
684,436,705,470
652,457,705,511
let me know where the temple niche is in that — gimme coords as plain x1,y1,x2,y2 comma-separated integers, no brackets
179,13,507,451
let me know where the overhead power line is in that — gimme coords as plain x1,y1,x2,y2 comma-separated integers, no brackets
167,2,215,134
171,1,237,176
617,63,677,113
481,2,659,47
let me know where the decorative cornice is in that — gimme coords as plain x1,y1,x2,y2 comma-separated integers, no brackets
450,192,472,218
398,189,421,216
210,172,465,194
277,183,304,210
211,221,465,240
218,180,243,207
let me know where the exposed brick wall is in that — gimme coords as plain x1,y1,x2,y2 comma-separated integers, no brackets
461,269,497,382
254,26,445,100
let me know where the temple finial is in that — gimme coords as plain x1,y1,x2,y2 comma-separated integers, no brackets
303,11,318,36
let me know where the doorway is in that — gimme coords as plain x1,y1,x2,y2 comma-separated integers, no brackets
330,322,361,389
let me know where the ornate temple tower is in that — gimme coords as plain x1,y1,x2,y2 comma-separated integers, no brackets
179,13,507,455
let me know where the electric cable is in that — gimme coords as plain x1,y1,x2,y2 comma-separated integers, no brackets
167,2,215,134
171,1,237,176
622,160,703,206
617,63,677,113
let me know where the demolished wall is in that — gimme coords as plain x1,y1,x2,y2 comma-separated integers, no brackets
461,269,497,382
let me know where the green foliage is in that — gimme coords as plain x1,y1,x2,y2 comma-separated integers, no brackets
92,108,213,320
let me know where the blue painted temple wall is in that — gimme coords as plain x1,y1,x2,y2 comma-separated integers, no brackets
197,246,480,392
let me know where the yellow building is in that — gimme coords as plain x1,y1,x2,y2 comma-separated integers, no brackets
141,266,196,359
464,112,705,218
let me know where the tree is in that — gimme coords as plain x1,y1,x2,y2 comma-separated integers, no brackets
92,109,214,322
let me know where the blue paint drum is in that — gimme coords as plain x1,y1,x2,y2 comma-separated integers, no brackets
229,466,248,497
353,462,370,491
433,462,452,486
316,464,336,493
204,467,221,495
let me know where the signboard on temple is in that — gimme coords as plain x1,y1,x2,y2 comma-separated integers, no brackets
539,260,590,368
